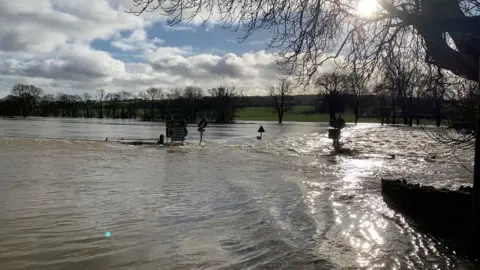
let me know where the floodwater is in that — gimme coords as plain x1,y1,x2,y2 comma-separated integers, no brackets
0,117,476,269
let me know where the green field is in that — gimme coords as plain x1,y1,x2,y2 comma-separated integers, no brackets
235,106,440,125
235,106,375,123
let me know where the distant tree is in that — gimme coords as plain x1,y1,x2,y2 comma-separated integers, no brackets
96,89,106,118
70,95,81,117
315,71,347,121
146,87,162,121
166,87,182,100
166,87,183,119
29,86,43,117
381,55,420,125
56,93,68,117
11,84,43,117
183,86,203,121
105,92,121,118
0,95,22,117
345,62,369,124
119,91,132,119
423,67,448,127
209,86,237,123
183,86,202,100
81,92,92,118
138,92,149,120
39,94,56,117
373,82,389,125
444,78,477,133
126,94,138,119
268,78,293,124
11,84,29,117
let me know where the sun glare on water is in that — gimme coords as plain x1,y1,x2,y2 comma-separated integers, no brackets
357,0,378,16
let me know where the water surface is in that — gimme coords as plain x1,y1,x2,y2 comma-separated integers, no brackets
0,118,476,269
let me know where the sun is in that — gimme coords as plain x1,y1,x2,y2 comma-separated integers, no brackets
357,0,378,16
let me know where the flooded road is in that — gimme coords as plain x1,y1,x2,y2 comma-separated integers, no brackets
0,118,476,269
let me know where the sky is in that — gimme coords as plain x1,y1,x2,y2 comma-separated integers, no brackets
0,0,321,97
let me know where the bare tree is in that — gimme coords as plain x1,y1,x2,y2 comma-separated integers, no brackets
96,89,106,118
119,91,132,119
344,61,370,124
268,78,293,124
183,86,203,100
28,86,43,117
11,84,43,117
81,92,91,118
373,82,389,125
138,92,149,120
166,87,182,100
127,94,138,119
183,86,203,121
209,85,237,123
315,71,348,121
146,87,162,121
381,55,419,125
423,67,448,127
128,0,480,85
105,92,121,118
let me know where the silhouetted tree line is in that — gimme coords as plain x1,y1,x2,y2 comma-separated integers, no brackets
1,77,475,128
314,59,478,128
0,84,238,123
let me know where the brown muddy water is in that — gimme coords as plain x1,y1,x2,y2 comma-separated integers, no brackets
0,118,476,269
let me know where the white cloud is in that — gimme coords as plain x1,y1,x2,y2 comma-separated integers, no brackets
0,48,286,96
0,0,151,55
111,29,164,52
0,0,309,97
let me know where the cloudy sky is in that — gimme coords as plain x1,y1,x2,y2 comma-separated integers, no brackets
0,0,315,97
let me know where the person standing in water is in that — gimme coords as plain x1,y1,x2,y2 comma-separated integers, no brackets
329,115,345,152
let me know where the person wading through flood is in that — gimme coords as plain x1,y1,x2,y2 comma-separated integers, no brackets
329,115,345,152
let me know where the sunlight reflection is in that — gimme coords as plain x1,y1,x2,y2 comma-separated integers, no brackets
340,158,384,190
333,156,391,268
305,190,321,214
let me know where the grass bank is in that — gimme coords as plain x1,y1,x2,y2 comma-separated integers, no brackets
235,106,439,125
235,106,375,123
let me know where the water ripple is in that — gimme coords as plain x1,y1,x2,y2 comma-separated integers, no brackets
0,121,477,269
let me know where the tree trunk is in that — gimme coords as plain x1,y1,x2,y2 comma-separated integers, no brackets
435,100,442,127
391,97,396,125
354,101,359,125
402,103,408,125
408,96,413,126
380,95,385,126
99,102,103,118
151,99,155,121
